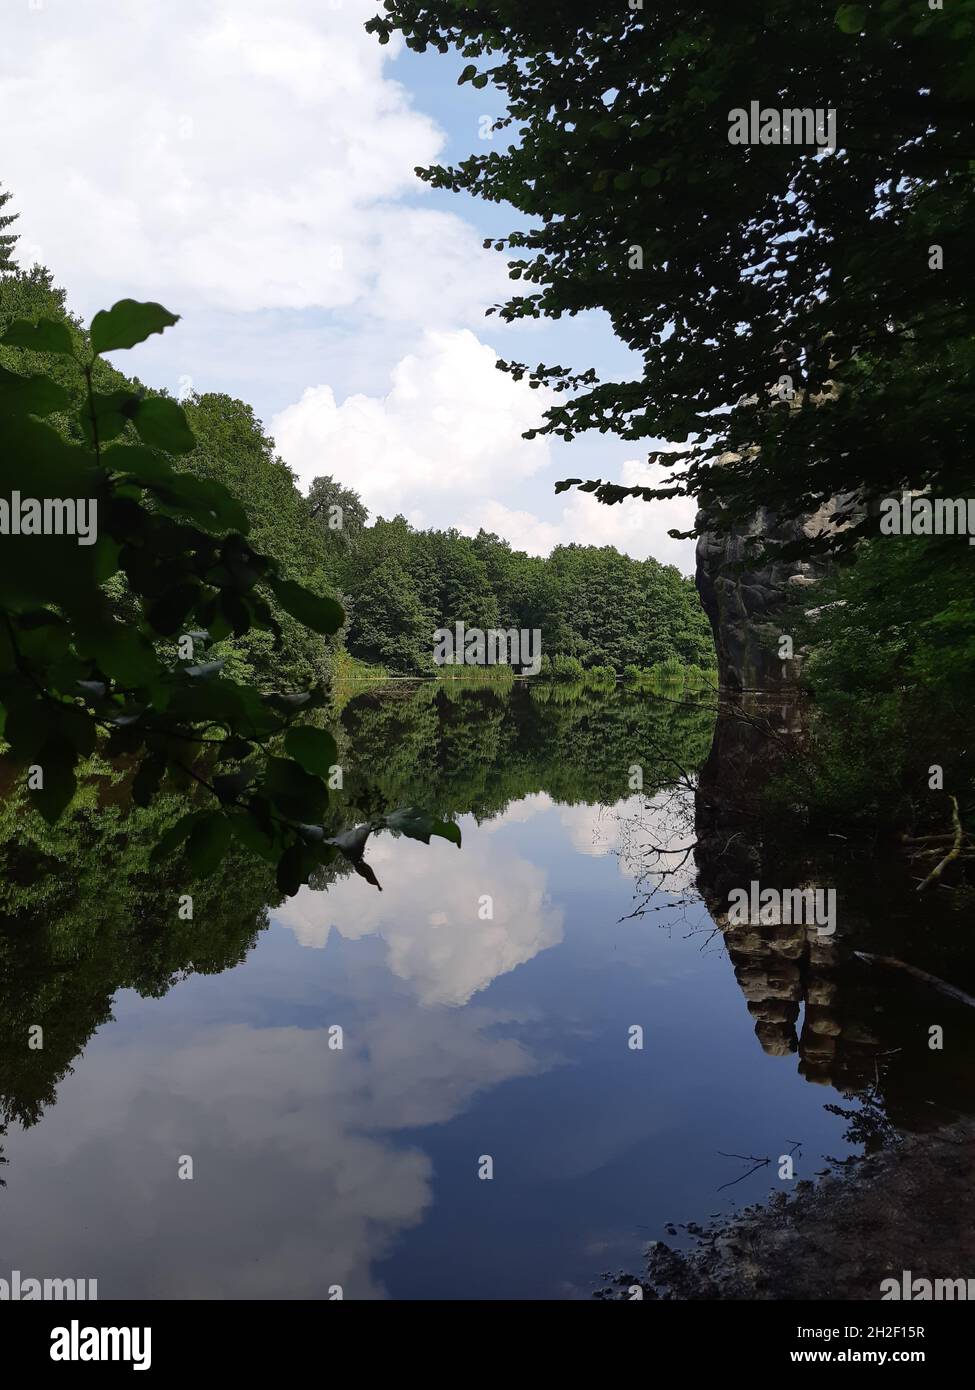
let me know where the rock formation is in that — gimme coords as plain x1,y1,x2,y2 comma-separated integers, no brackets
694,473,861,692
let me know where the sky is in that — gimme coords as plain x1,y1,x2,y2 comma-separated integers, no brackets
0,0,698,571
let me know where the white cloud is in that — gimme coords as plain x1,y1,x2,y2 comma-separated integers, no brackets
0,1007,542,1298
557,458,698,568
458,459,698,568
0,0,503,324
480,791,554,831
458,499,565,556
2,0,700,567
275,820,564,1007
557,800,634,858
272,329,697,566
272,328,555,524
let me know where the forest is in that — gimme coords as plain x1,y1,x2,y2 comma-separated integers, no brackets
308,473,714,677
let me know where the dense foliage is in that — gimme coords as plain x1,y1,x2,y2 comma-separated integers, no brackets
779,536,975,828
319,499,714,674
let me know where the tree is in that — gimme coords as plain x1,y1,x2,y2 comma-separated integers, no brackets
367,2,975,560
350,557,432,672
430,528,500,632
0,186,17,274
181,393,338,687
307,473,369,563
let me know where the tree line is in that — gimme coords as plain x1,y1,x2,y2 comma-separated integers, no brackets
307,475,714,676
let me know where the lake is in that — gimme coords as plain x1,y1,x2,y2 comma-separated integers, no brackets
2,681,973,1298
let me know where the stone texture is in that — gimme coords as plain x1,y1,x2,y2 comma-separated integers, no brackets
694,487,860,692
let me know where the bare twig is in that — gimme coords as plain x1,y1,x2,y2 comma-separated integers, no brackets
916,795,963,893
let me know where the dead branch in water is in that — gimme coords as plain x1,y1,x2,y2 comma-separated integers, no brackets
915,795,963,893
854,951,975,1009
716,1140,801,1191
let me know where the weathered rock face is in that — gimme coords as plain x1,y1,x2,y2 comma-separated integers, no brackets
694,496,855,692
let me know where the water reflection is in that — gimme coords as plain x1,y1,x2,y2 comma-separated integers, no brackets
277,813,564,1006
3,682,968,1298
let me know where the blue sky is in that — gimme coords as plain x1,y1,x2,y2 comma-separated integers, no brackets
1,0,696,570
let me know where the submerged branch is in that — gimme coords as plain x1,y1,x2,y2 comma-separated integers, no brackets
854,951,975,1009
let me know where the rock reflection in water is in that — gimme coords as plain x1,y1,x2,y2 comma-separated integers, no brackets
693,696,975,1141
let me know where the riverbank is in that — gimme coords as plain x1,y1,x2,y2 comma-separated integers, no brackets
601,1120,975,1300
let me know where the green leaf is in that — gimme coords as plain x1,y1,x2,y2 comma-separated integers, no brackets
0,365,72,418
0,317,76,356
3,696,55,764
146,583,202,636
15,610,70,667
131,396,196,454
228,810,279,863
352,857,382,891
164,679,247,723
263,755,329,821
275,842,320,897
263,690,313,712
89,299,180,355
185,812,234,875
284,726,339,780
459,64,477,84
151,473,250,533
57,703,97,758
213,762,259,804
219,590,251,637
103,444,175,485
269,578,343,635
82,389,141,447
150,810,212,864
184,659,226,679
75,679,108,699
132,753,166,807
220,736,253,760
0,622,14,677
27,736,78,824
382,807,462,847
328,824,372,859
835,4,866,31
85,627,161,686
296,822,326,842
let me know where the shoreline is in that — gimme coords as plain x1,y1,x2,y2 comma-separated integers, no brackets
599,1120,975,1301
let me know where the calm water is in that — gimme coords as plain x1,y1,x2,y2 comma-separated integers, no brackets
2,683,973,1298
